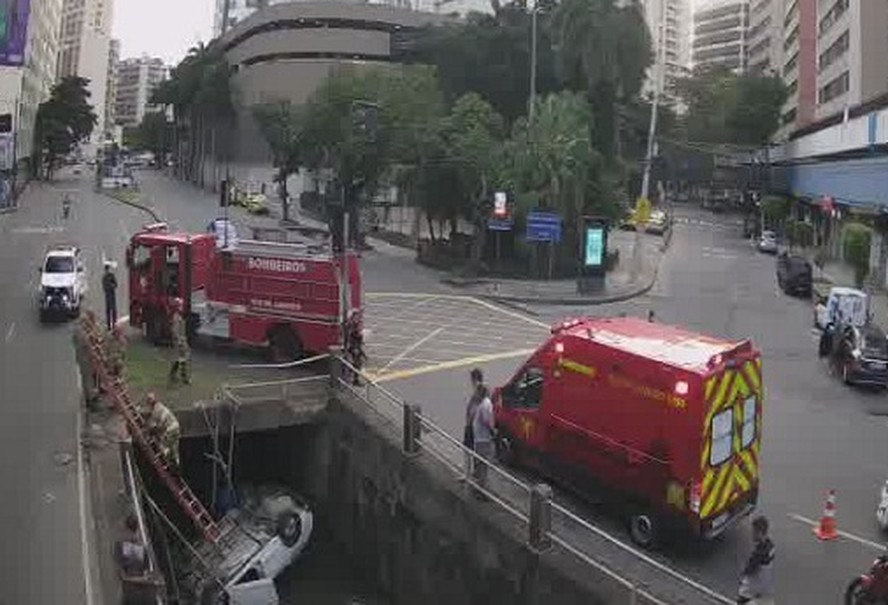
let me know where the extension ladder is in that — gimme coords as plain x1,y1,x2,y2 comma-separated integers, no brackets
81,314,222,543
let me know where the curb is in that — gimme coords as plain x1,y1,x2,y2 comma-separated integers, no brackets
101,190,161,222
474,264,659,307
0,206,17,214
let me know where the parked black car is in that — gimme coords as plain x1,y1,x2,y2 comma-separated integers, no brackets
830,324,888,389
777,253,812,297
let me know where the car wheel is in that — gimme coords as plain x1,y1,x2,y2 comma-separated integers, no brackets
495,433,517,467
628,510,659,548
276,511,302,547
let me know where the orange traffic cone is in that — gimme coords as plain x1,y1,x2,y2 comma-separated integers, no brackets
814,489,839,541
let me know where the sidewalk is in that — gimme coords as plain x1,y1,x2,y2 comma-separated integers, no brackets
442,229,668,306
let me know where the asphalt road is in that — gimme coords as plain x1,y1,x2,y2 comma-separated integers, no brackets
0,169,281,604
367,205,888,603
11,169,884,603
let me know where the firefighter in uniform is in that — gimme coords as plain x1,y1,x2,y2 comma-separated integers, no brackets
345,312,365,384
105,324,128,379
73,310,101,408
142,392,181,469
168,300,190,385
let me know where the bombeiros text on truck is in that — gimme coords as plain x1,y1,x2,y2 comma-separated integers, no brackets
494,316,763,547
125,222,361,360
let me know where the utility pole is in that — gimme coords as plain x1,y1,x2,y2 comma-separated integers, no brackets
528,1,538,123
221,0,232,34
633,0,667,280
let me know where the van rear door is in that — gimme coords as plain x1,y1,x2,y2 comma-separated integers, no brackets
698,355,762,533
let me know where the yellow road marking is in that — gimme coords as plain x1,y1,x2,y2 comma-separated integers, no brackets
467,296,550,329
369,348,536,383
376,327,444,374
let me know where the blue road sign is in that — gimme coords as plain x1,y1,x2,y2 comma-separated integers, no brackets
526,211,563,243
487,217,513,231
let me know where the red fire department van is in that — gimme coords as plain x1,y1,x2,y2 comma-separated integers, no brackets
495,316,762,547
125,223,361,360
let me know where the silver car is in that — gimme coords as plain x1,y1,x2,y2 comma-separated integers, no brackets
758,230,778,254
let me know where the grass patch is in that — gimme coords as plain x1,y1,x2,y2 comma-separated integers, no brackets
125,338,226,412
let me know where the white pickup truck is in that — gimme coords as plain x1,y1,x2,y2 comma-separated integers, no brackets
814,286,869,331
182,486,313,605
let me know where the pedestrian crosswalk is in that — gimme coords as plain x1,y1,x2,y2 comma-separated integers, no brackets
701,246,737,260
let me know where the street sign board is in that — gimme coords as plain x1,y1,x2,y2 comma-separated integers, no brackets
487,217,513,231
526,211,562,243
493,191,508,218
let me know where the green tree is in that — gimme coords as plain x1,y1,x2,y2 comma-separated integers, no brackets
253,101,306,222
843,223,872,288
762,195,791,230
408,1,561,123
33,76,98,179
298,65,446,242
151,44,234,184
441,93,506,263
506,91,600,258
552,0,651,159
136,112,171,164
676,69,788,145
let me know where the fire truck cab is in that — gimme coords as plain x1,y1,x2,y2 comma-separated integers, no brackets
495,316,762,547
126,223,361,360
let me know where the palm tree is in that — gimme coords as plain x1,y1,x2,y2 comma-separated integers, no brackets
552,0,651,159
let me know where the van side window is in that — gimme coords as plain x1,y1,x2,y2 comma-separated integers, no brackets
710,408,733,466
741,395,756,448
506,367,544,409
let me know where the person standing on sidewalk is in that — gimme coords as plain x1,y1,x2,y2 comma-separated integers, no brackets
463,368,485,479
737,515,775,604
102,262,118,330
472,380,496,499
168,300,190,385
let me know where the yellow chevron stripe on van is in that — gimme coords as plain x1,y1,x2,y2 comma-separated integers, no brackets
705,375,717,401
702,464,731,517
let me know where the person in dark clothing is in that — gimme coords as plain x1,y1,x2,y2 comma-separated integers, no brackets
102,263,118,330
738,515,775,604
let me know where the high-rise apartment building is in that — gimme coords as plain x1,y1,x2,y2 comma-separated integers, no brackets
746,0,782,75
0,0,64,169
692,0,750,72
815,0,888,121
778,0,816,133
639,0,692,106
106,38,119,138
57,0,114,148
114,56,168,129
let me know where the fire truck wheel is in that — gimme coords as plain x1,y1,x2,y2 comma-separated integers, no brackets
269,326,302,362
276,511,302,547
628,510,658,548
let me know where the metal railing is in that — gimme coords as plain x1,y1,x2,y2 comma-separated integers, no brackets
331,354,734,605
221,374,328,406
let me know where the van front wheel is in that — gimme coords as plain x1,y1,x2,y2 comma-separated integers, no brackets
628,510,659,548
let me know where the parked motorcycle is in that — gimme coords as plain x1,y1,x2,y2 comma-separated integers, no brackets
846,554,888,604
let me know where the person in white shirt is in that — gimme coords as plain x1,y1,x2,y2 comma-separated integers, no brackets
472,384,496,499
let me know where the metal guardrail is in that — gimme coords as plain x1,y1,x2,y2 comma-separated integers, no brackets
220,374,328,406
331,354,734,605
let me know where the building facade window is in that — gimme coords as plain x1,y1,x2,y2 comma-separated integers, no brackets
784,24,799,51
819,70,849,104
783,51,799,76
819,0,849,38
818,30,849,72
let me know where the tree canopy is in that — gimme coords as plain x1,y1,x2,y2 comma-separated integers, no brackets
34,76,98,179
675,68,789,146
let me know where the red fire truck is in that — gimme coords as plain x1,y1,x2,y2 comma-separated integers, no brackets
494,316,762,547
125,223,361,360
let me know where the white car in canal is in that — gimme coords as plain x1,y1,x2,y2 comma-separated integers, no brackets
185,485,314,605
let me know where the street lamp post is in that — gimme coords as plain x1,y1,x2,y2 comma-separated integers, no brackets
529,2,538,123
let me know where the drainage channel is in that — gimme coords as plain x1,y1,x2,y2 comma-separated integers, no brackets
136,424,387,604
